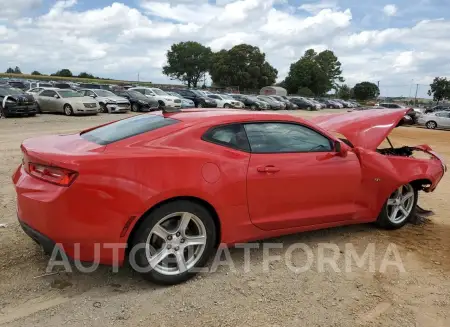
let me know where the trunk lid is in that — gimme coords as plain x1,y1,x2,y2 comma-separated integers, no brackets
310,108,411,150
21,134,105,167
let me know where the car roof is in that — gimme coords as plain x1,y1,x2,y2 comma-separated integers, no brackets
155,108,301,124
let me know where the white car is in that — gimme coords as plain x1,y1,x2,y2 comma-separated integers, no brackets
129,87,182,109
207,94,245,108
417,111,450,129
79,89,130,113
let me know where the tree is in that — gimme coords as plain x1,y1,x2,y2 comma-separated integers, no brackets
5,67,14,73
284,49,344,95
297,87,315,97
52,69,73,77
352,82,380,101
13,66,22,74
337,84,352,100
78,72,95,79
209,44,278,90
428,77,450,103
31,71,42,75
163,41,212,88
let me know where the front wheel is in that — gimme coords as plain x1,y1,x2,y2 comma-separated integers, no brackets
224,104,231,108
377,183,418,229
197,103,203,108
99,103,108,113
130,200,217,285
64,104,73,116
131,103,140,112
250,105,257,110
158,101,165,109
426,121,437,129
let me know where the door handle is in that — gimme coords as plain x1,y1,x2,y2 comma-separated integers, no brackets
257,166,280,173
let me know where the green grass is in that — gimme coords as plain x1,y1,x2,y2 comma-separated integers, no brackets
0,73,153,86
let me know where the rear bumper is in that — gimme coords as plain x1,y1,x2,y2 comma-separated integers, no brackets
19,220,56,255
13,165,126,266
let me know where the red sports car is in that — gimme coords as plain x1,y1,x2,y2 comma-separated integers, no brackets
13,108,446,285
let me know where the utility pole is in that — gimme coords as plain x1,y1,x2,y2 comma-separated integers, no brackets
137,72,140,82
414,84,419,105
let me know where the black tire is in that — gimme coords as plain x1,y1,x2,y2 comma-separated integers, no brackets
131,103,140,112
64,104,73,116
377,183,418,230
28,113,36,117
0,105,5,118
130,200,217,285
197,103,203,108
224,104,231,108
36,103,41,114
426,121,437,129
250,105,257,110
158,101,165,109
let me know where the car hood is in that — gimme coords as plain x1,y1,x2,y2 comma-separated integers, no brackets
310,108,411,150
2,93,34,103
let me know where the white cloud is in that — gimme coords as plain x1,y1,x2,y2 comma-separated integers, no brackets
298,0,338,14
0,0,42,19
383,4,398,17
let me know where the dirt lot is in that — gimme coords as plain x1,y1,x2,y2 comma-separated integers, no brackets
0,110,449,327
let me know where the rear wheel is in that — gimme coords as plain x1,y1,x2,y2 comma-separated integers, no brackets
64,104,73,116
426,121,437,129
224,104,231,108
377,183,417,229
130,200,217,285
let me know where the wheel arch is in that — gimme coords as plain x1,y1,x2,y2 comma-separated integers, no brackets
126,196,221,249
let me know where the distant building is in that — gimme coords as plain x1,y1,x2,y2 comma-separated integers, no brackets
260,86,287,96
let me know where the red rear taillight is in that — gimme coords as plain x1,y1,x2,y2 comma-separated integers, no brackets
24,162,78,187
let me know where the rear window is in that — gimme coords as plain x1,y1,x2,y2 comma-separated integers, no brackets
81,114,179,145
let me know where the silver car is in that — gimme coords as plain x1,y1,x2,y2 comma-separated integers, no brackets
35,89,98,116
78,89,130,113
417,111,450,129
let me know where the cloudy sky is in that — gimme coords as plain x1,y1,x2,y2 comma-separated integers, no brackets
1,0,449,97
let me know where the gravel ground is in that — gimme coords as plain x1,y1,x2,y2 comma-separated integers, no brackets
0,110,449,327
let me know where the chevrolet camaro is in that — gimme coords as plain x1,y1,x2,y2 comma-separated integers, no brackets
13,108,446,285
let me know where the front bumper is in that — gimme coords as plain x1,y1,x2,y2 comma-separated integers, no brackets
107,103,130,112
4,104,37,115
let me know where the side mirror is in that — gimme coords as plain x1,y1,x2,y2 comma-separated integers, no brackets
53,95,59,99
334,141,348,157
89,94,95,98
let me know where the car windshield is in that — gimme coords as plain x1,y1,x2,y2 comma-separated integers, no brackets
95,90,116,97
222,95,234,100
167,92,182,98
191,90,204,96
247,96,259,101
0,87,25,96
151,88,168,96
127,90,148,100
54,83,71,89
9,82,26,88
39,83,53,87
58,90,83,98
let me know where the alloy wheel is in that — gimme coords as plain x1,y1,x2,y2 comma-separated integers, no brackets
386,184,415,224
426,121,437,129
145,212,207,276
64,105,73,116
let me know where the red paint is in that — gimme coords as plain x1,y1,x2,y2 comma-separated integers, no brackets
13,109,445,265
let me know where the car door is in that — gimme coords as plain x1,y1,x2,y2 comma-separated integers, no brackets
36,90,53,111
45,90,60,112
436,112,450,127
209,95,223,107
245,122,361,230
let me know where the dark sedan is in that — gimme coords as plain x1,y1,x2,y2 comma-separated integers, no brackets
113,90,159,112
289,97,317,110
169,89,217,108
230,94,269,110
0,86,37,117
257,95,283,110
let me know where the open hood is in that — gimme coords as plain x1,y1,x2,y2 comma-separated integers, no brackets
310,108,411,150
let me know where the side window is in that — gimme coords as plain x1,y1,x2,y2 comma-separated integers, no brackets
40,90,56,97
145,89,155,96
86,91,95,97
209,95,220,100
202,124,250,152
244,123,332,153
78,90,86,96
437,112,450,118
134,89,144,95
